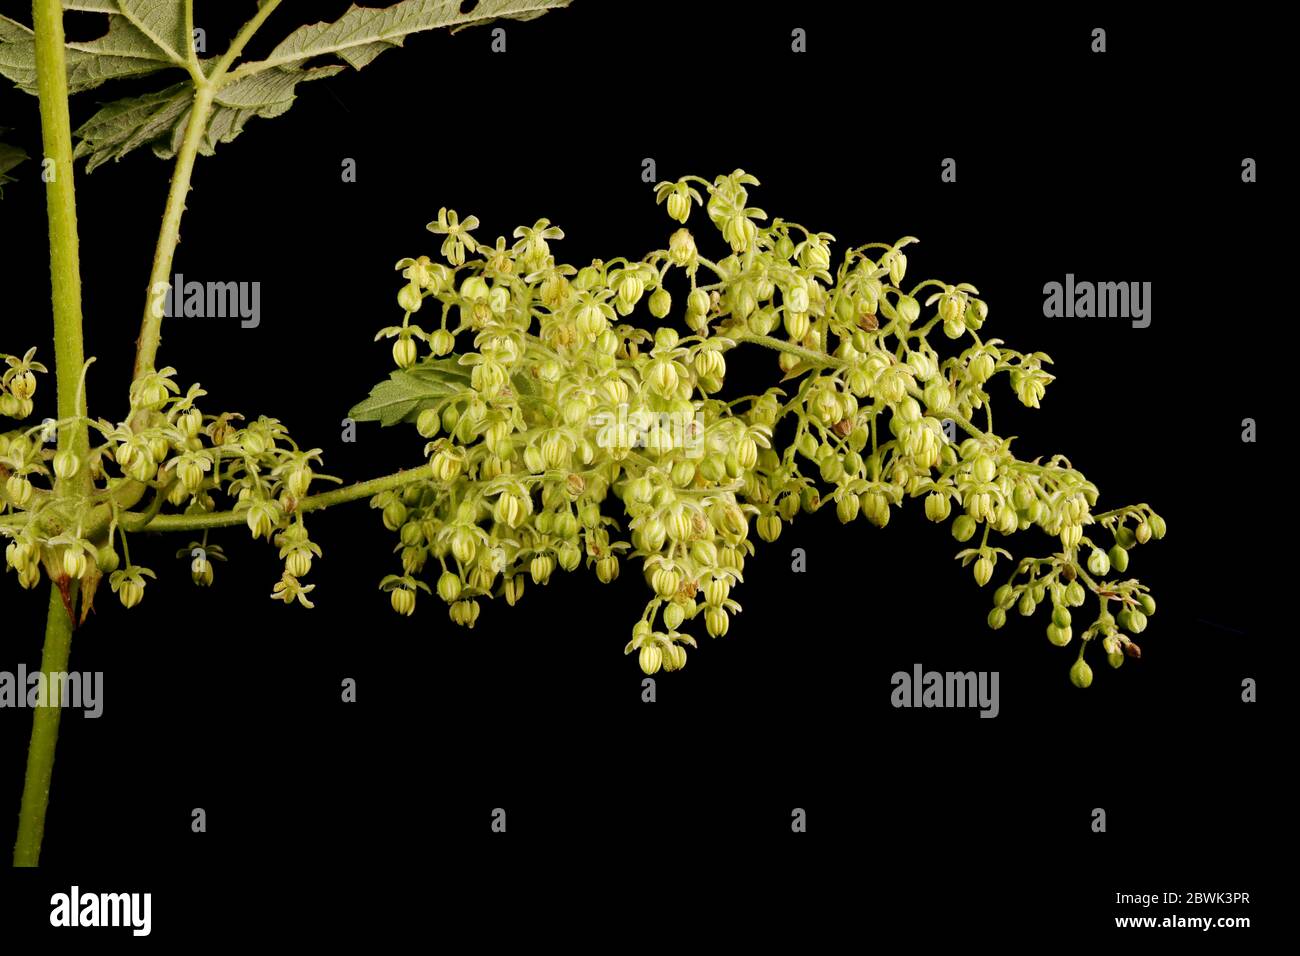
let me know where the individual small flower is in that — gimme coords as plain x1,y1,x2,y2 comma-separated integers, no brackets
244,499,281,540
396,255,451,293
52,448,80,480
1009,365,1054,409
270,573,316,608
95,545,120,574
1108,544,1129,573
390,586,416,616
109,565,155,609
648,287,672,319
888,251,908,287
1059,523,1082,550
967,350,996,385
638,644,663,674
429,441,466,483
511,218,564,271
129,366,180,410
667,228,697,268
449,598,480,628
397,283,423,313
429,329,455,356
437,571,463,603
924,492,951,522
172,450,212,493
426,208,480,266
62,547,87,580
1047,624,1072,646
1118,608,1148,634
705,606,729,638
5,473,32,506
529,553,556,585
654,180,703,224
191,554,214,586
1069,657,1093,689
595,555,619,583
3,348,47,401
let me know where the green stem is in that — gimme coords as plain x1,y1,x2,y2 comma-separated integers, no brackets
13,582,77,866
121,465,432,532
737,332,846,369
32,0,89,480
15,0,91,869
130,0,283,387
738,332,987,442
131,81,216,384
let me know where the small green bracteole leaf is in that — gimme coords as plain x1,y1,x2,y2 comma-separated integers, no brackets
348,359,471,427
0,0,572,171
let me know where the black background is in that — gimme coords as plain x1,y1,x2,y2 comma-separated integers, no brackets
0,0,1280,942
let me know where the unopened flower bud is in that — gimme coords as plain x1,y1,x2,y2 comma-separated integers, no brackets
430,329,455,356
1046,624,1072,647
53,449,80,480
664,603,686,630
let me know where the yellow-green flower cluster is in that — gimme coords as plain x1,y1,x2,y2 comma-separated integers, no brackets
367,170,1164,685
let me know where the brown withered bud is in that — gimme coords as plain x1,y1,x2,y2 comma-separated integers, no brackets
858,312,879,331
1061,563,1077,583
830,418,853,438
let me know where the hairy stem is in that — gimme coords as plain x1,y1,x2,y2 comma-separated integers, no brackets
32,0,89,483
13,583,76,866
122,465,432,532
14,0,91,868
209,0,282,80
131,81,215,385
739,332,986,440
131,0,283,389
